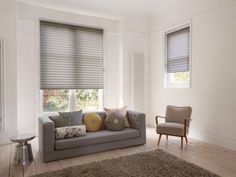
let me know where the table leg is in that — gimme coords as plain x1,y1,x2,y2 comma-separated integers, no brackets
14,142,33,165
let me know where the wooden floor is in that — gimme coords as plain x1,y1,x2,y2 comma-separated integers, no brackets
1,127,236,177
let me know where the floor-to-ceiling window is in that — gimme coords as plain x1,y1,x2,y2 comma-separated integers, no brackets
40,21,104,114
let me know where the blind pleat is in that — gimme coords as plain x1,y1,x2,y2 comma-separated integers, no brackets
40,21,104,89
167,27,190,73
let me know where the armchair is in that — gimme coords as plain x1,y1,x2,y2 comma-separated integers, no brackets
155,105,192,149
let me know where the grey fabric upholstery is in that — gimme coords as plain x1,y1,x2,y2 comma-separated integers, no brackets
55,128,139,150
165,105,192,126
59,110,83,126
127,110,146,139
38,110,146,162
156,123,188,136
38,117,55,159
49,115,71,128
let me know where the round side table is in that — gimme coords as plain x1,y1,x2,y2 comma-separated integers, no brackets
10,133,35,165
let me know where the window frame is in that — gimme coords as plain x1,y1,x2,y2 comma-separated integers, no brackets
0,39,6,132
38,19,106,116
40,89,104,115
164,22,192,88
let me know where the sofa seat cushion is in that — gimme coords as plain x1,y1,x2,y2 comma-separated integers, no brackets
55,128,140,150
156,123,187,136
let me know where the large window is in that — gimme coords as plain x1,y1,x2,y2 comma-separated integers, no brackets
40,21,104,113
165,26,191,88
42,89,103,113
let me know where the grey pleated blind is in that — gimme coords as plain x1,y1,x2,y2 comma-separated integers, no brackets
40,21,104,89
166,27,190,73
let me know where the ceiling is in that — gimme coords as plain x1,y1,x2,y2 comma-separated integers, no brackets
17,0,180,18
18,0,230,19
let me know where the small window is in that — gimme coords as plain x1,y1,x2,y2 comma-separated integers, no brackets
165,26,191,88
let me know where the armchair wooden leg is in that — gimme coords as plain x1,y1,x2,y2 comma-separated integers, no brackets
166,135,168,140
157,134,162,146
185,136,188,143
181,137,183,150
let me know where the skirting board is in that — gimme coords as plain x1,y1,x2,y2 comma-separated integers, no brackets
189,128,236,151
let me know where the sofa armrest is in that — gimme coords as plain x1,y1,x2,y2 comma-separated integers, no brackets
38,116,55,161
127,110,146,139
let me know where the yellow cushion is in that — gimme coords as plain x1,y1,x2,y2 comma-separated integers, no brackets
84,113,102,132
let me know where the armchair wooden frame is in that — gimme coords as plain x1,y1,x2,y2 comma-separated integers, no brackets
155,115,192,149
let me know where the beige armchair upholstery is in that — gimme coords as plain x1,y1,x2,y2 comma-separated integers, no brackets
156,105,192,149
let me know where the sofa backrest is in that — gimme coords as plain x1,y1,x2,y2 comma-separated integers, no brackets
48,111,107,129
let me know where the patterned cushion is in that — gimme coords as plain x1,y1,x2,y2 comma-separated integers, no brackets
55,125,86,140
84,113,102,132
105,111,125,131
104,106,130,128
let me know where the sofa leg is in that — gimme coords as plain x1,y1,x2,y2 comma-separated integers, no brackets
185,136,188,143
166,135,168,140
157,134,162,146
181,137,183,150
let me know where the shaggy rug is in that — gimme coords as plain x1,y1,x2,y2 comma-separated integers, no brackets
31,149,219,177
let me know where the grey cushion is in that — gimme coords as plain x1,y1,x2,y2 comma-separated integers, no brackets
55,128,140,150
59,110,83,126
49,115,71,128
165,105,192,126
156,123,188,136
105,111,125,131
55,125,86,140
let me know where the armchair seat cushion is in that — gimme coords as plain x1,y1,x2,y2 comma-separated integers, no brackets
156,123,187,136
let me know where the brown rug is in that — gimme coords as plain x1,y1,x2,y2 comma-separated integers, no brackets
31,149,219,177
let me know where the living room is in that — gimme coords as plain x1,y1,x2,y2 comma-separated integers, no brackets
0,0,236,177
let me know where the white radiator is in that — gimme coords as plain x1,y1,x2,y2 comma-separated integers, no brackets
130,52,145,112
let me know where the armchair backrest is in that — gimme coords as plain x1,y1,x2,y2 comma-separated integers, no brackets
165,105,192,126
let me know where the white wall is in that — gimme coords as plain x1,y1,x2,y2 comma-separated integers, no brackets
17,3,121,133
103,32,121,107
17,3,149,134
120,31,149,112
0,0,18,143
17,18,38,133
148,0,236,150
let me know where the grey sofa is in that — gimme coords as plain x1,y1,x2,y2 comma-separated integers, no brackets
38,110,146,162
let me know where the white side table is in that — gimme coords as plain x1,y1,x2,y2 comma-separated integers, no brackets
10,133,35,165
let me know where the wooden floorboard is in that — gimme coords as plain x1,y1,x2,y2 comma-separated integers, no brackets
0,127,236,177
0,144,12,177
9,144,22,177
